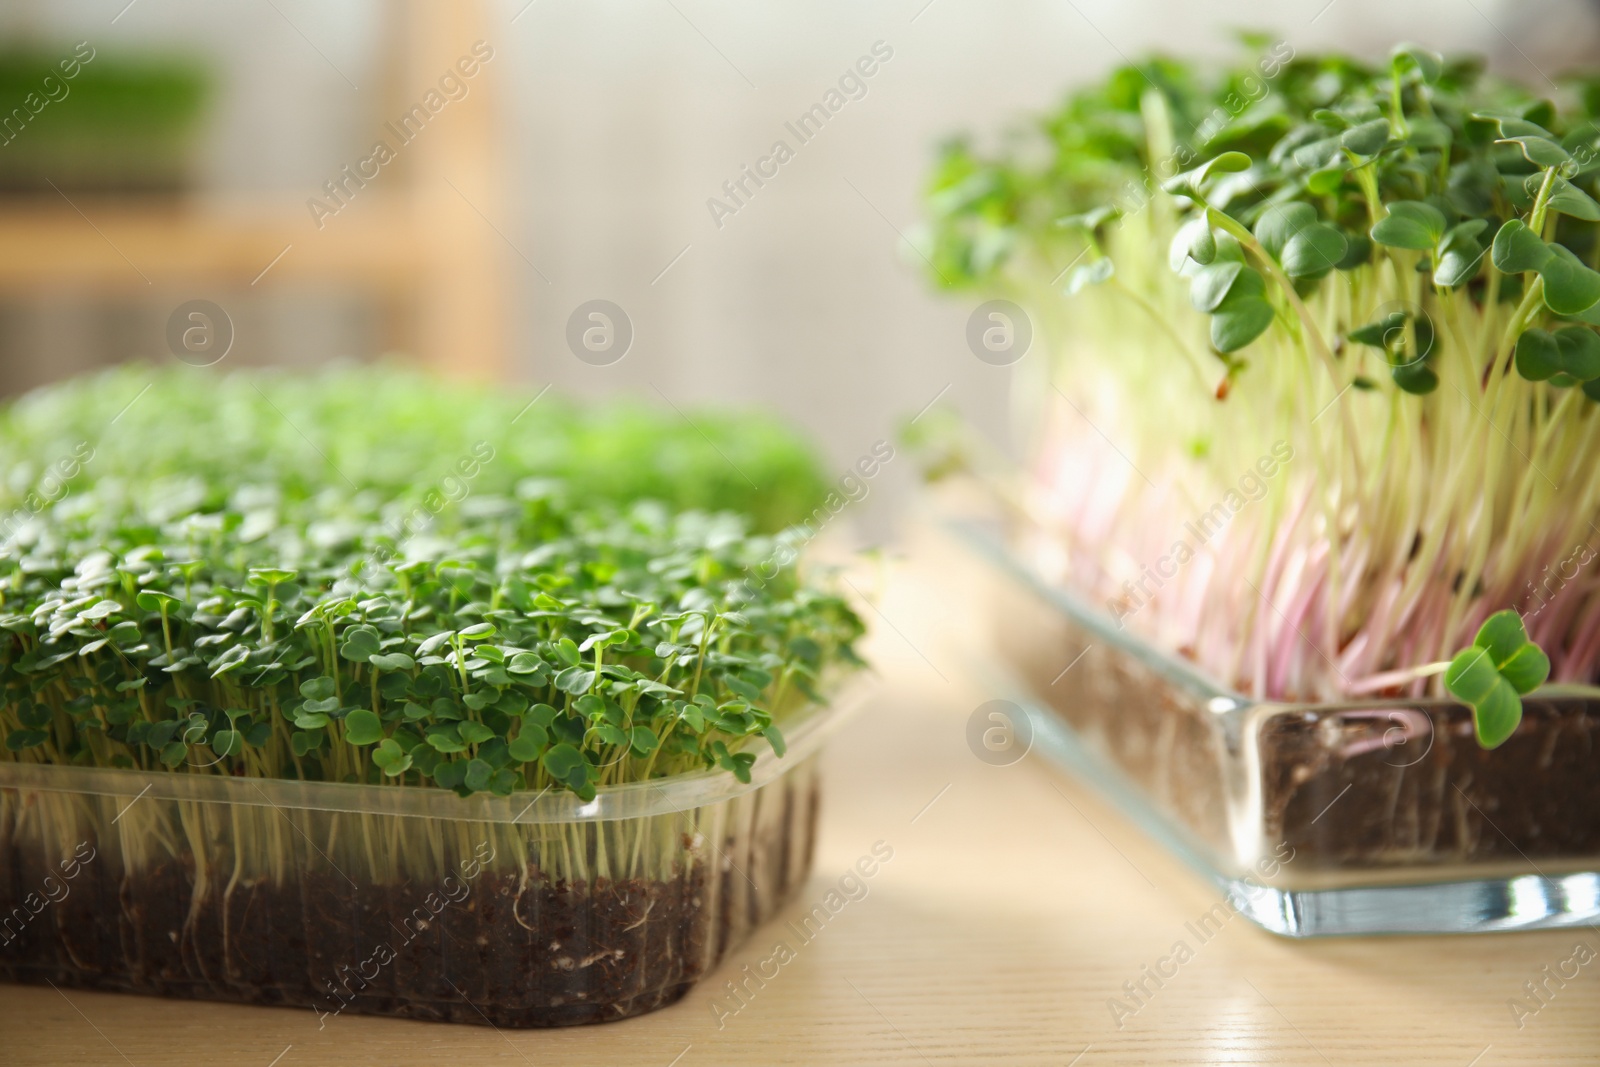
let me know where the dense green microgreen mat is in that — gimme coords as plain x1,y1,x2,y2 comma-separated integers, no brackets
0,365,829,534
0,367,864,797
919,38,1600,745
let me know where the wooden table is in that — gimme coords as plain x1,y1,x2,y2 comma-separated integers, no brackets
4,545,1597,1066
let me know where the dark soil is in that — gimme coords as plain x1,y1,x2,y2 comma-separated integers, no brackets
5,860,735,1026
1258,697,1600,867
296,867,719,1026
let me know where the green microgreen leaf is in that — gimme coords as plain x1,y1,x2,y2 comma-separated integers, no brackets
1555,327,1600,380
1370,201,1447,250
1444,610,1550,748
1340,118,1391,158
1543,175,1600,221
424,723,468,753
1169,217,1216,270
211,729,243,758
1190,261,1243,313
343,709,384,746
1305,165,1346,196
1063,257,1115,295
1472,112,1554,140
629,725,659,757
507,731,543,763
463,758,492,792
135,590,180,613
415,631,454,656
1391,360,1439,394
541,742,585,782
457,720,494,745
339,626,381,663
1196,150,1253,184
1434,233,1487,288
368,651,416,671
1492,219,1554,274
373,738,412,776
1281,223,1347,278
1163,150,1251,198
1253,202,1317,260
248,567,298,586
1055,206,1119,232
1391,43,1443,84
1515,328,1562,381
1497,135,1572,168
6,729,48,751
1209,267,1275,352
1539,245,1600,315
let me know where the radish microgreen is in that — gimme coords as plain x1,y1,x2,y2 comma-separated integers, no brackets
919,40,1600,740
1444,611,1550,747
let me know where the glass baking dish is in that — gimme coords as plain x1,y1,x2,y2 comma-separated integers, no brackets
0,691,864,1026
947,512,1600,937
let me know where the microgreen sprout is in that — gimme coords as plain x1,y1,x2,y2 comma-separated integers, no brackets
0,367,865,797
920,40,1600,737
1443,610,1550,747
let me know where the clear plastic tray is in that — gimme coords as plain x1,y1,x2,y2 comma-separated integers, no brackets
951,515,1600,937
0,692,863,1025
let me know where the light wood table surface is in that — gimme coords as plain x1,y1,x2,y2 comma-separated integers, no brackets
4,543,1597,1066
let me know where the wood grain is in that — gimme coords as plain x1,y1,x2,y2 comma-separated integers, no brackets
2,540,1596,1066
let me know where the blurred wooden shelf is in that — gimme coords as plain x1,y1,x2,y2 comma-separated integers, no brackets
0,194,427,289
0,0,507,379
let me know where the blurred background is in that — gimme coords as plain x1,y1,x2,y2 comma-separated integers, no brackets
0,0,1595,537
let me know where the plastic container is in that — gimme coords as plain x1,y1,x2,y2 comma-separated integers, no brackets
0,697,858,1026
948,512,1600,937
